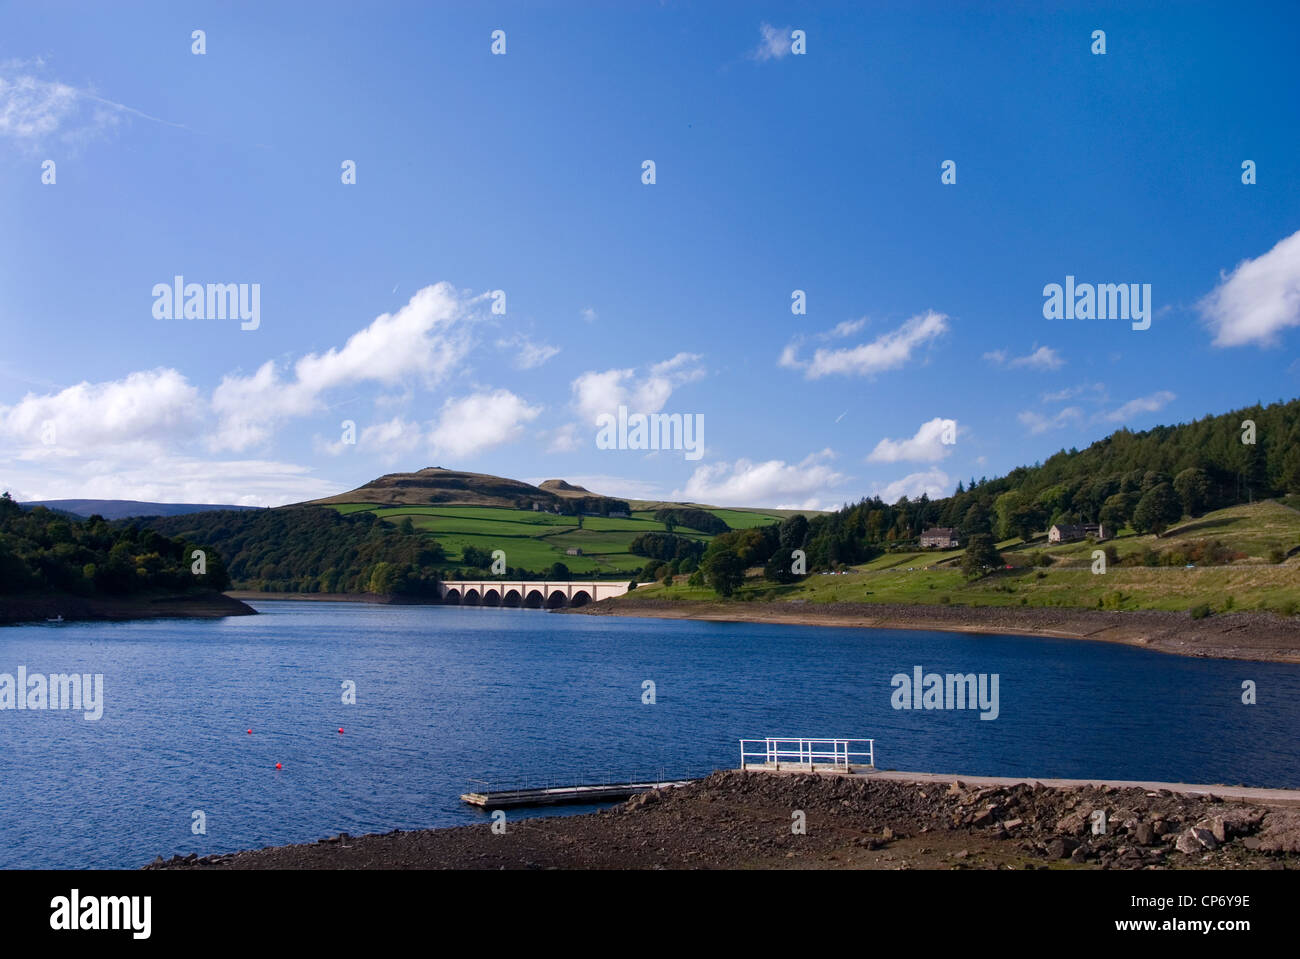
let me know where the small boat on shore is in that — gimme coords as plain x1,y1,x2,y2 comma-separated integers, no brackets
46,614,64,623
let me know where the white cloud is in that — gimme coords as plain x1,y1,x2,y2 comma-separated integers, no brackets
0,454,339,507
1201,230,1300,347
1018,407,1083,435
571,352,705,423
780,311,948,379
0,368,201,451
1106,390,1176,422
581,307,598,324
678,450,847,508
427,389,542,459
0,367,352,505
751,23,793,62
872,469,951,503
867,418,957,463
983,345,1064,370
211,283,476,451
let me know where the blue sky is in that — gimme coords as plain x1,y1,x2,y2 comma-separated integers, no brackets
2,1,1299,509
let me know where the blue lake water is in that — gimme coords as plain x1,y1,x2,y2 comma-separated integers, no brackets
1,600,1299,869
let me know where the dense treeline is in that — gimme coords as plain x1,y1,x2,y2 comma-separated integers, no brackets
559,495,632,516
686,399,1300,595
652,508,730,535
143,507,445,595
630,532,706,563
0,492,230,595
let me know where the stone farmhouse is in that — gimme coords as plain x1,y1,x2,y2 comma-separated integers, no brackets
920,527,960,548
1048,522,1110,543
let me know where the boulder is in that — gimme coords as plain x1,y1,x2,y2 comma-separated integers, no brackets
1055,810,1089,836
1257,811,1300,853
1195,817,1227,844
1175,827,1217,854
1045,837,1077,859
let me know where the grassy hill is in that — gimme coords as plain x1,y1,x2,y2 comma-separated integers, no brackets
19,499,259,520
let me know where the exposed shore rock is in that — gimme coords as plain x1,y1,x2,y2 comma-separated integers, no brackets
145,770,1300,871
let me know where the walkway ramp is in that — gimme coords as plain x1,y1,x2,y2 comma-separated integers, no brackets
461,779,693,809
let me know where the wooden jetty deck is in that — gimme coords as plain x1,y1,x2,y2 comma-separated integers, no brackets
461,780,695,809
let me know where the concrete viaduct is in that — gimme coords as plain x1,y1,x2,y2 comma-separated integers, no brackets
438,580,634,608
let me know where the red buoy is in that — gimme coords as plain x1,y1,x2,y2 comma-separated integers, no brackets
275,762,282,769
247,729,252,735
338,728,344,734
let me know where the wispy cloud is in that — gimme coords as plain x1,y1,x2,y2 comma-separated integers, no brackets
1041,382,1107,404
750,23,793,62
497,334,560,370
1018,407,1084,435
780,311,948,379
1106,390,1176,422
983,345,1064,370
0,62,189,152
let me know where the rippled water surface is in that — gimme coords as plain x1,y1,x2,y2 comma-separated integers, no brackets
2,600,1298,868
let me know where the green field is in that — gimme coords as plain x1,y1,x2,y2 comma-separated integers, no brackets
324,503,731,576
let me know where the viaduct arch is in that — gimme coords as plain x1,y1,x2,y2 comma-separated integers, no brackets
438,580,634,609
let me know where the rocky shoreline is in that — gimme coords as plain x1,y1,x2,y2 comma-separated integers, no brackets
0,590,257,626
145,770,1300,870
570,598,1300,664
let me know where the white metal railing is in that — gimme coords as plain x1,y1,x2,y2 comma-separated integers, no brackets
738,737,875,772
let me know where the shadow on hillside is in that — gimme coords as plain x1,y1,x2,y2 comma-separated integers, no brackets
1164,515,1241,538
745,583,809,600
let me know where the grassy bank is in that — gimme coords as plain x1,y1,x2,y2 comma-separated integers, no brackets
623,500,1300,618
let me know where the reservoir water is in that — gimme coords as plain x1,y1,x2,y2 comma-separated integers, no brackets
2,600,1298,868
